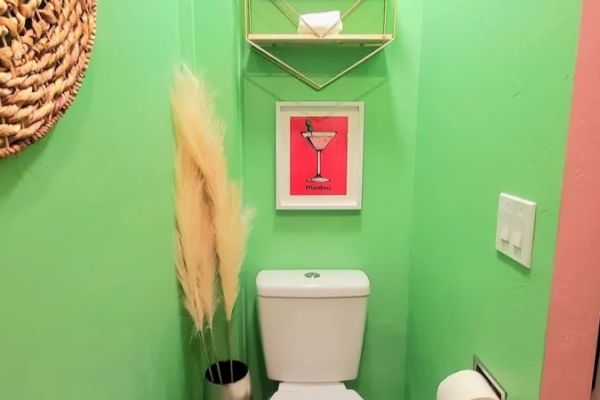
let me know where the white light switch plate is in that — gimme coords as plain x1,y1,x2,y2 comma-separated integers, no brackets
496,193,537,268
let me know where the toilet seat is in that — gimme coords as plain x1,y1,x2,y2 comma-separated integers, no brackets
271,383,364,400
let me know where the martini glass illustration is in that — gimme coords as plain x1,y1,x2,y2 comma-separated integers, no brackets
301,119,337,183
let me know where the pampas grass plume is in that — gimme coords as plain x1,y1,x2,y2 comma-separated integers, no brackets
172,74,219,332
216,182,252,321
172,65,252,323
173,145,207,334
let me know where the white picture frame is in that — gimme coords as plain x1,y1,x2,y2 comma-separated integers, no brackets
276,101,364,210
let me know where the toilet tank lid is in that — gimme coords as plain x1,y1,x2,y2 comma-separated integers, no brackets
257,270,369,298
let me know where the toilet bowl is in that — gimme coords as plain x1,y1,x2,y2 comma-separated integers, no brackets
256,270,370,400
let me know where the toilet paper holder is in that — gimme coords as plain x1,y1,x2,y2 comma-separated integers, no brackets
473,356,508,400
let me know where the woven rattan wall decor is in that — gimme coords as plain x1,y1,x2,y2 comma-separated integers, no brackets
0,0,96,159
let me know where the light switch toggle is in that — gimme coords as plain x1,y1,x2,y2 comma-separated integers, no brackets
510,229,522,249
500,225,510,242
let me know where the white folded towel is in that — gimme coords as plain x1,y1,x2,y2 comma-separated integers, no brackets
297,10,343,36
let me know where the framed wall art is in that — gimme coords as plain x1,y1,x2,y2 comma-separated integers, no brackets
276,102,364,210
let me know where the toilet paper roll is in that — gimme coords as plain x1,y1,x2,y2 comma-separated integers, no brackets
437,370,499,400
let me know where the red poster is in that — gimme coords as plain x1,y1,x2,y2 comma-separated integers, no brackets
289,116,348,196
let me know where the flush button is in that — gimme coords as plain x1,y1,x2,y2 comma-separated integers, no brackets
304,272,321,279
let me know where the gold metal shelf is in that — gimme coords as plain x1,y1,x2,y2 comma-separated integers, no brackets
244,0,397,90
247,33,394,46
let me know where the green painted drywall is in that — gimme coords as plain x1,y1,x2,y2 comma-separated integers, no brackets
0,0,245,397
0,1,582,399
405,0,582,399
0,3,188,400
185,0,243,178
239,1,423,399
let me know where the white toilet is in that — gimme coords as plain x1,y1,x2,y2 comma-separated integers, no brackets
257,269,370,400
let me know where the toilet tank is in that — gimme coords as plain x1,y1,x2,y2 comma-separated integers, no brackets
257,270,369,383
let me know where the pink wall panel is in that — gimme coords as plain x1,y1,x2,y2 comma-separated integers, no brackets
541,0,600,398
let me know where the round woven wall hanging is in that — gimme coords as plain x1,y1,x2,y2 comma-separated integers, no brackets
0,0,96,159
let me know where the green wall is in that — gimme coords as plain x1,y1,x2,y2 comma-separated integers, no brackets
0,0,245,397
240,1,422,399
0,0,585,399
405,0,581,399
0,2,190,400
